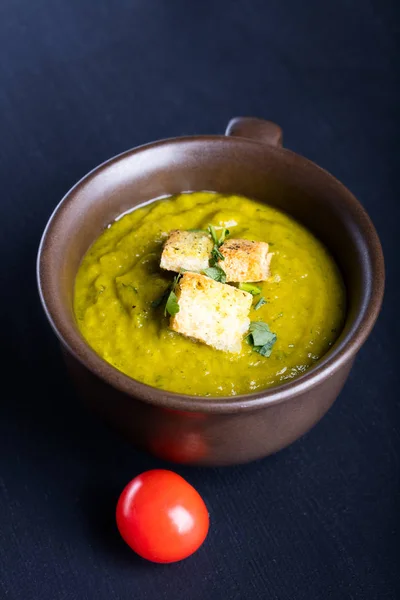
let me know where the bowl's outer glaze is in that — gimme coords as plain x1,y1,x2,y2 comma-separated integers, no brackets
37,118,384,465
63,350,354,465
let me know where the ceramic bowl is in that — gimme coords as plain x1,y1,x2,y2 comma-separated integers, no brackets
37,117,384,465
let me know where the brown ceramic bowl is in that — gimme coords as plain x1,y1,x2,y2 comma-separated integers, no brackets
37,117,384,466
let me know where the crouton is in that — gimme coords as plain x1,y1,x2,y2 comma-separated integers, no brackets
170,272,252,353
160,230,212,273
219,239,272,282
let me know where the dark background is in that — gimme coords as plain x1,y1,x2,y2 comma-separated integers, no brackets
0,1,398,599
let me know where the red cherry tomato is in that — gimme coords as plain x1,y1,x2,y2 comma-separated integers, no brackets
116,470,209,563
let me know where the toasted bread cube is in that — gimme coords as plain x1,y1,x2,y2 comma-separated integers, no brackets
170,272,252,353
219,239,272,282
160,230,213,273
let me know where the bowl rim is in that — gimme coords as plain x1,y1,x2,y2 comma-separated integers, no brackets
37,134,385,413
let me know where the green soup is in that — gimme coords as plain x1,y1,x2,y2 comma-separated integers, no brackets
74,192,345,396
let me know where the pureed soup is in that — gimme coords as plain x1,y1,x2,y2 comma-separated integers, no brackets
74,192,346,396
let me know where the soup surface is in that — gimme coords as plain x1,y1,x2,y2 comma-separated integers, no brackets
74,192,345,396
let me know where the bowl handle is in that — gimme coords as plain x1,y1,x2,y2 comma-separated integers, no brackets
225,117,283,147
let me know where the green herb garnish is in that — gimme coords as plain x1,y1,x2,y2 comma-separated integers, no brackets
208,224,229,266
208,224,219,245
239,283,261,296
210,245,225,266
246,321,277,357
254,297,267,310
203,266,227,283
165,290,179,316
152,273,182,316
256,340,277,356
218,227,229,245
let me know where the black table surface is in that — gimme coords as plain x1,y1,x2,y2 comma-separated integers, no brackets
0,1,398,599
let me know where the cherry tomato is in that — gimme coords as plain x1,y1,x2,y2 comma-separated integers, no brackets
116,470,209,563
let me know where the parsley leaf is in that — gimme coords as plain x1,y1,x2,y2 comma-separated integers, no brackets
203,266,227,283
254,296,267,310
152,273,182,316
239,283,261,296
207,224,230,266
256,338,277,357
165,290,179,316
247,321,277,357
218,228,229,245
248,321,274,345
210,246,225,266
208,224,219,245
